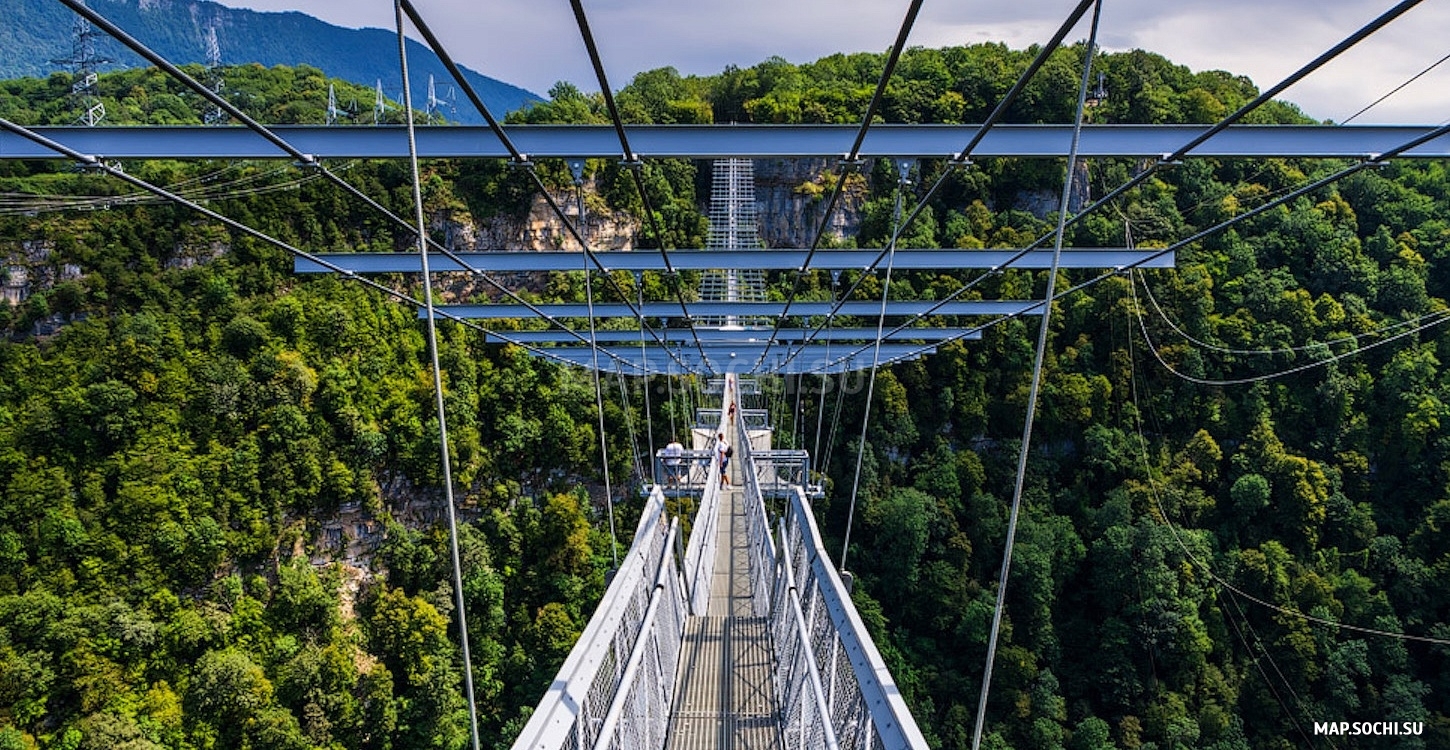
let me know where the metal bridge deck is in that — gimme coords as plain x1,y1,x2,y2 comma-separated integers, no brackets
666,446,782,750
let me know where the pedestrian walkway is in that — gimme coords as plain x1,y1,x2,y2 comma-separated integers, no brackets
666,434,782,750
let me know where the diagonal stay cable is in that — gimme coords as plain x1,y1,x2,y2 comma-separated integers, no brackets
783,0,1426,377
0,117,622,377
831,119,1450,377
835,0,1430,368
771,0,1098,373
971,3,1100,745
57,0,659,376
566,0,713,373
840,166,911,573
393,4,481,747
398,0,694,377
751,0,927,374
823,0,1432,374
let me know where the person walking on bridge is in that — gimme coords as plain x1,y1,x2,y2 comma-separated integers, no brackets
716,432,732,488
662,438,685,486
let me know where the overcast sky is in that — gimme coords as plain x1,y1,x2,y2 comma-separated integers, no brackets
215,0,1450,124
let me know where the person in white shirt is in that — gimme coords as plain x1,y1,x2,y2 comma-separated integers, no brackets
716,432,731,487
663,438,685,485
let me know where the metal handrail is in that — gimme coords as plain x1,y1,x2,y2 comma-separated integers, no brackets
778,516,843,750
510,489,674,750
784,487,932,749
680,378,734,615
591,518,683,750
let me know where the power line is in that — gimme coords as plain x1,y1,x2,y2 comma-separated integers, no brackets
1131,272,1450,386
1135,268,1450,357
1123,291,1450,648
1342,49,1450,124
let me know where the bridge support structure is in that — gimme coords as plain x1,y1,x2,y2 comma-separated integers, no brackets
512,379,928,750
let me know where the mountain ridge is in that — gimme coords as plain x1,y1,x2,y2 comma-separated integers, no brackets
3,0,543,121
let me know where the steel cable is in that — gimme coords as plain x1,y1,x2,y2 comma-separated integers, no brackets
972,4,1101,745
393,6,482,747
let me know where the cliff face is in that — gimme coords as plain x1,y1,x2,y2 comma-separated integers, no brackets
435,156,1084,255
437,159,868,254
446,183,640,252
753,158,866,248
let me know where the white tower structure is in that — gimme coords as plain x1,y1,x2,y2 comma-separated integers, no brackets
699,159,766,327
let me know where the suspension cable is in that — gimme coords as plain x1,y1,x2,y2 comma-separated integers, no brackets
812,272,840,463
791,373,804,449
751,0,927,375
637,274,657,479
394,11,482,748
587,303,621,558
823,364,850,484
565,0,713,373
800,0,1429,373
577,177,621,566
667,362,678,444
840,164,910,571
772,0,1098,373
614,362,647,484
973,5,1101,746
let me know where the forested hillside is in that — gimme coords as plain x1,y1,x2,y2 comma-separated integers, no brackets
1,42,1448,750
0,66,642,749
3,0,541,121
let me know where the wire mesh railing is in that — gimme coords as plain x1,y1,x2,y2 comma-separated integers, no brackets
770,487,932,750
509,488,682,750
735,399,929,750
591,518,686,750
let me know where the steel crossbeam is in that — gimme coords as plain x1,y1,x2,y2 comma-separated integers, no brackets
295,247,1174,273
473,327,979,344
537,343,936,375
426,300,1039,319
8,124,1450,159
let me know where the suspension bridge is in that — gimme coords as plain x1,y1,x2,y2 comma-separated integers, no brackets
5,0,1450,748
509,376,931,750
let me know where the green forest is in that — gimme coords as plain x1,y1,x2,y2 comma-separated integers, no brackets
1,43,1448,750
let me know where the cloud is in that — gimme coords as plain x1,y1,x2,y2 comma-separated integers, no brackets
217,0,1450,122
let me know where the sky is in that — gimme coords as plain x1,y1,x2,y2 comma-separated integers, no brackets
214,0,1450,124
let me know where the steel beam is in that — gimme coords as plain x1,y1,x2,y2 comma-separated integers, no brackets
429,300,1040,320
479,327,979,344
296,247,1174,274
8,124,1450,160
541,343,935,374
